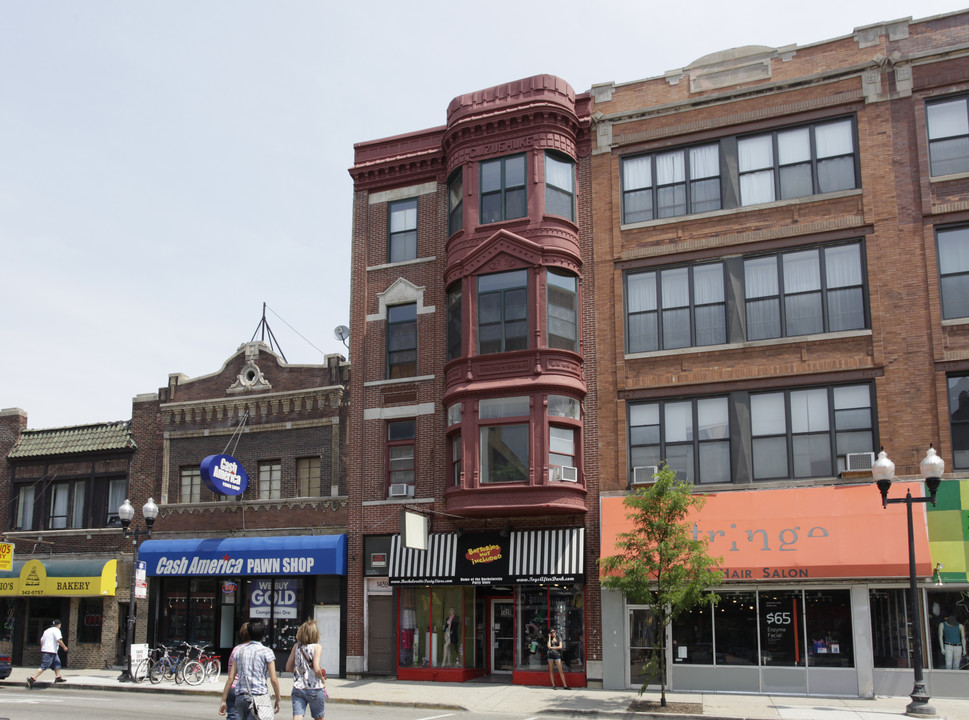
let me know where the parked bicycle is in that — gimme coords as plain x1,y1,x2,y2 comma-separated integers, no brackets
133,644,166,683
180,643,221,686
148,642,195,684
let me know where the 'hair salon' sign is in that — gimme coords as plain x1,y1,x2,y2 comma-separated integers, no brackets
200,454,249,496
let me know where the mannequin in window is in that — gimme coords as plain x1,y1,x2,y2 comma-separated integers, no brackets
443,608,460,666
939,615,966,669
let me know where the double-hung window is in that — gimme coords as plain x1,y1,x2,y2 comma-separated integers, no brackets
448,169,463,235
49,480,85,529
626,263,726,352
387,420,415,495
479,397,530,484
621,144,721,223
751,384,873,479
927,97,969,177
739,119,857,205
297,457,321,497
446,284,462,361
628,398,731,485
106,477,126,525
478,269,528,354
545,152,575,220
480,154,526,223
258,461,281,500
549,395,581,481
937,226,969,319
947,374,969,469
388,199,417,263
387,303,417,378
744,243,865,340
14,485,35,530
180,467,201,504
547,268,578,351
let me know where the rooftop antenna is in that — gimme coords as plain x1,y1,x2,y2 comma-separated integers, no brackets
251,302,287,362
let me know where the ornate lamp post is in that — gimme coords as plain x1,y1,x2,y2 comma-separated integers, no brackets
872,447,945,717
117,497,159,682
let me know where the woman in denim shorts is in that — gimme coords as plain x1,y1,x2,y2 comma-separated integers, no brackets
286,620,326,720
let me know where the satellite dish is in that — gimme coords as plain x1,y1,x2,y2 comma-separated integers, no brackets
333,325,350,347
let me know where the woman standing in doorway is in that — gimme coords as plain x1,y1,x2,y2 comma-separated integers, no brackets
547,628,568,689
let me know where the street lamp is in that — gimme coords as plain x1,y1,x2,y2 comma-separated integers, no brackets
117,497,159,682
872,446,945,717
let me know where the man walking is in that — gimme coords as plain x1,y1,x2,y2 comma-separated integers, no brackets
27,619,68,688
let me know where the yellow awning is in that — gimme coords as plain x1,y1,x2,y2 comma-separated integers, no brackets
0,558,117,597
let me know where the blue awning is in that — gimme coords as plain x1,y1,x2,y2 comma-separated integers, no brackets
140,535,346,577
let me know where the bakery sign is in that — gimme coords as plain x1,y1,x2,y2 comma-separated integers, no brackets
200,454,249,496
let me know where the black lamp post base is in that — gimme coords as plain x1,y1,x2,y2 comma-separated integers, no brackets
905,683,935,717
117,670,133,683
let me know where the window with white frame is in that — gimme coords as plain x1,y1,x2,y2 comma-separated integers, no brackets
927,97,969,177
480,154,526,223
545,152,575,220
621,143,721,223
388,198,418,263
937,225,969,319
297,457,322,497
180,467,201,504
258,461,281,500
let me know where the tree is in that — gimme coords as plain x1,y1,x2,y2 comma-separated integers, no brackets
600,463,724,706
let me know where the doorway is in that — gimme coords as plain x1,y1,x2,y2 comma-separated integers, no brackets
367,596,394,674
490,598,514,674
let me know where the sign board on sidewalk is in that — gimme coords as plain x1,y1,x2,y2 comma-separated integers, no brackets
130,642,149,666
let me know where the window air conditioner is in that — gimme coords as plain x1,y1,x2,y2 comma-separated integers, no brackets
845,452,876,472
389,483,413,498
559,465,578,482
632,465,659,484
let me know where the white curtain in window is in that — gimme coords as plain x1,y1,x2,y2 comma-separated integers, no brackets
928,99,969,140
938,227,969,273
627,272,657,312
623,156,652,190
815,120,853,158
744,257,778,299
693,264,724,304
656,151,684,184
630,403,659,427
690,144,719,179
783,250,821,293
661,268,689,308
751,393,786,436
833,384,870,411
778,128,811,164
664,402,693,442
479,396,529,419
390,204,416,233
17,487,34,529
546,156,573,191
697,397,729,439
825,244,862,288
740,170,774,205
790,389,829,433
739,135,772,171
72,481,86,527
50,485,68,529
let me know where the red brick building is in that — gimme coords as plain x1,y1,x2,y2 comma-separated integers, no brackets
591,10,969,699
347,75,600,685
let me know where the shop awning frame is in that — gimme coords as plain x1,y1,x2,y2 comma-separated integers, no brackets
0,558,118,597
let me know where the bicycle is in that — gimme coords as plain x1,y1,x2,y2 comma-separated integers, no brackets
149,642,193,684
133,644,166,683
181,644,221,686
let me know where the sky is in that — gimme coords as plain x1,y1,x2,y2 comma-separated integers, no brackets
2,0,966,429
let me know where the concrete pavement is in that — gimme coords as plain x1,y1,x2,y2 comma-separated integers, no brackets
3,665,969,719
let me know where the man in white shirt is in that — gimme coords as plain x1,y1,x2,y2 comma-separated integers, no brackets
26,619,68,688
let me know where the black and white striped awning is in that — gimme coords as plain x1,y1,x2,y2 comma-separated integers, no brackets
389,528,584,586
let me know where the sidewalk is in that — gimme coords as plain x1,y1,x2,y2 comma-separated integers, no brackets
3,665,969,719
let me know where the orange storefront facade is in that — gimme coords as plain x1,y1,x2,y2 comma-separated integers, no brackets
599,483,969,698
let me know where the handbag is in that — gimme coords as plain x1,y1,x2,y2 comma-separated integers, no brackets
240,646,275,720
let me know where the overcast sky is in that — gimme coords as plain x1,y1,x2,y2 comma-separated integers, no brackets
2,1,965,429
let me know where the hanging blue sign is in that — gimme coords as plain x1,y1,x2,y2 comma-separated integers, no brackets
200,454,249,496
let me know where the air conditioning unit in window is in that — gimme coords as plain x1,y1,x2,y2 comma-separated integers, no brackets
551,465,578,482
389,483,413,498
845,452,876,472
632,466,659,485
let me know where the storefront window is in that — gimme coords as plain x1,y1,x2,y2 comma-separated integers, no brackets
926,588,969,670
249,578,302,652
515,585,584,672
805,589,853,667
717,591,758,665
162,578,189,643
397,586,473,669
870,588,917,669
0,599,14,643
672,601,713,665
432,587,465,667
759,590,805,667
78,598,103,644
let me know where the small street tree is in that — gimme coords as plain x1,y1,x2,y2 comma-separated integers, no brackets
600,463,724,706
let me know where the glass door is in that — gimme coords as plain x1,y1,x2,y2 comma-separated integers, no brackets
629,607,659,686
490,598,514,673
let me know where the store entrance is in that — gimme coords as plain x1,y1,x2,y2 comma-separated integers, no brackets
490,598,514,674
